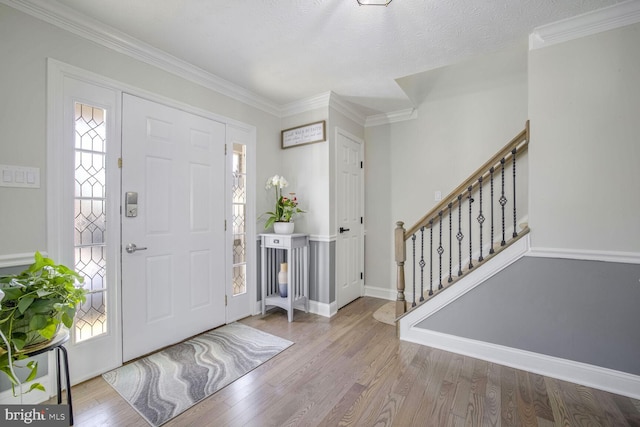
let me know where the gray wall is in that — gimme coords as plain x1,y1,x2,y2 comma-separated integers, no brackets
416,257,640,375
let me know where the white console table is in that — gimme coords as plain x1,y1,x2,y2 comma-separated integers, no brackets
260,233,309,322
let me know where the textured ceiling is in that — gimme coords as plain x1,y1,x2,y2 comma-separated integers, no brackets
45,0,622,115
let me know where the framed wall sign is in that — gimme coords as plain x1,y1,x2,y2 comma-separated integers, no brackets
281,120,326,149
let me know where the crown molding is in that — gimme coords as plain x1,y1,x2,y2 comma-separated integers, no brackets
3,0,424,125
2,0,281,117
280,92,368,126
365,108,418,127
529,0,640,50
328,94,367,126
280,92,332,117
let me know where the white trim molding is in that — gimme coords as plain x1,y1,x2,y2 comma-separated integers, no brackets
399,234,640,399
529,0,640,50
527,247,640,264
309,300,338,318
399,235,530,325
280,91,368,126
364,285,396,301
401,327,640,400
2,0,281,117
0,252,46,268
365,108,417,128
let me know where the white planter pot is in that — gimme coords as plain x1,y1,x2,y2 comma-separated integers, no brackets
273,222,294,234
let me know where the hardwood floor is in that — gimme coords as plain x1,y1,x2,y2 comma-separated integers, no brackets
62,297,640,426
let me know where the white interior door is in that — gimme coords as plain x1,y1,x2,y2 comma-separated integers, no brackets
336,129,364,308
121,94,226,361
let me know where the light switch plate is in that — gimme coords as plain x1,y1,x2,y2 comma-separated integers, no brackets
0,164,40,188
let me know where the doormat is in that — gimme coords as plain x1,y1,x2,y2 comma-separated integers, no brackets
373,301,396,325
102,323,293,426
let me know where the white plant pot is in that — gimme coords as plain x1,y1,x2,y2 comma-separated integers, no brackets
273,222,294,234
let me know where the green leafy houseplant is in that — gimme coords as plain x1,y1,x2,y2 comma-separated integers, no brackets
262,174,305,230
0,252,86,394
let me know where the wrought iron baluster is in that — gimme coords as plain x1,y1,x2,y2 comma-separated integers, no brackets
437,211,444,289
411,234,416,307
477,176,485,262
468,186,474,270
429,220,434,296
448,203,453,283
500,158,507,246
419,227,425,302
512,147,518,238
457,194,463,276
490,167,495,254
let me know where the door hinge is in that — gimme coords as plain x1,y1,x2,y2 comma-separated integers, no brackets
224,219,227,231
360,161,363,169
360,272,363,280
118,157,122,168
225,295,228,306
225,144,227,155
360,217,363,224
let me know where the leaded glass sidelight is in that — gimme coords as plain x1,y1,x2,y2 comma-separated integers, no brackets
74,103,108,342
232,143,247,296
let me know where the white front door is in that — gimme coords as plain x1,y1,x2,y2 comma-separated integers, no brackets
121,94,226,361
336,129,364,308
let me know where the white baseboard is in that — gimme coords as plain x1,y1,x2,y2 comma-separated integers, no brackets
528,247,640,264
257,299,337,318
400,326,640,400
363,285,396,301
309,300,337,318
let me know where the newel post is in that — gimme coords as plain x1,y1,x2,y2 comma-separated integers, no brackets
395,221,407,317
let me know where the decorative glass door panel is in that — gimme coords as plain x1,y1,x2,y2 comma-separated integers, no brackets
232,143,247,296
73,103,108,342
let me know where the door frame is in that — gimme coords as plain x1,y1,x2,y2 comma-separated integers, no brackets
225,124,257,322
47,59,123,385
334,127,365,309
47,59,256,384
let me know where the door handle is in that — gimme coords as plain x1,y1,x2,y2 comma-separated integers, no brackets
339,227,350,233
125,243,148,254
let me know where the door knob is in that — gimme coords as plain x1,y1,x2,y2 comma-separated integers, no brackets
125,243,148,254
339,227,350,233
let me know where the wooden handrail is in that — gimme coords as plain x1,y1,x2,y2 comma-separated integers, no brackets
404,121,529,238
394,121,530,319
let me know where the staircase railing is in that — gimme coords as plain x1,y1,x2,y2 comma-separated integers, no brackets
395,121,530,318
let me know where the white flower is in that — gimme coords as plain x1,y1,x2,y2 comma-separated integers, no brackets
0,288,4,301
266,174,289,190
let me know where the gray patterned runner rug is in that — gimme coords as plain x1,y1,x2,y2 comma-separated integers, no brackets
102,323,293,426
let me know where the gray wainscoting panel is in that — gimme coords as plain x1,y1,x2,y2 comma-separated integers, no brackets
416,257,640,376
309,239,335,304
255,238,335,305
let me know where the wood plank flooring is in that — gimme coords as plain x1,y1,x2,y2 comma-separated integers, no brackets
60,297,640,426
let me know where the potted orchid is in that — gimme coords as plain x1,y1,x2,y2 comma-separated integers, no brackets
262,174,305,233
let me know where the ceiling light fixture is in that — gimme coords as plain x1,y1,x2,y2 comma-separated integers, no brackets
357,0,393,6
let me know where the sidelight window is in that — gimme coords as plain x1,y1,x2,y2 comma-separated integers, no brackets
232,143,247,296
73,103,108,342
